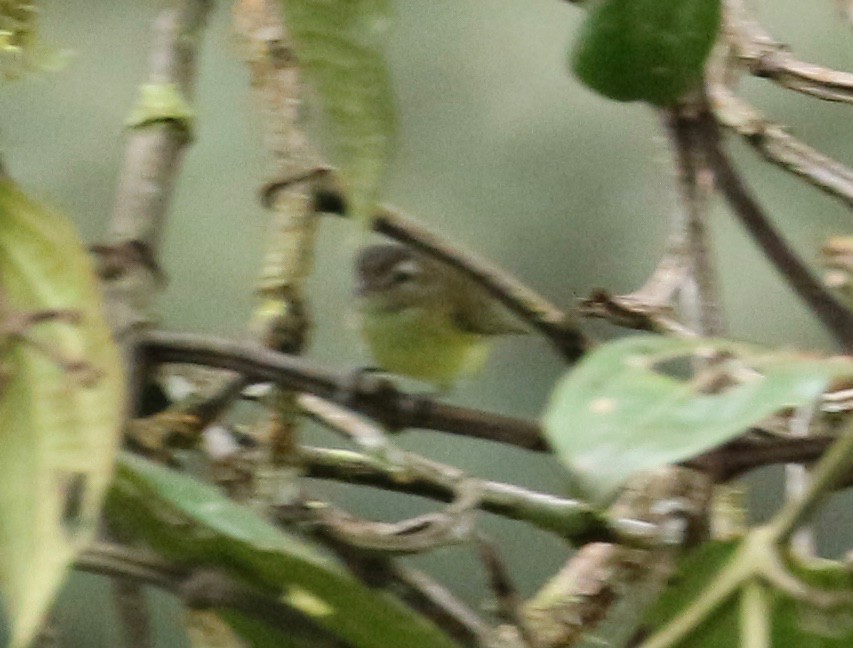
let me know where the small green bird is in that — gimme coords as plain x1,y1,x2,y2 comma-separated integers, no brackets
354,244,525,389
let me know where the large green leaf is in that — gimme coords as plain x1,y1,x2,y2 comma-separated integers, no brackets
278,0,397,223
106,453,464,648
570,0,722,106
643,541,853,647
542,335,853,503
0,176,125,647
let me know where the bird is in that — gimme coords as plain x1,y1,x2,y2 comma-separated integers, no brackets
353,243,525,389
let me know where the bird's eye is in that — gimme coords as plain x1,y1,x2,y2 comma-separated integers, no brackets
389,260,420,285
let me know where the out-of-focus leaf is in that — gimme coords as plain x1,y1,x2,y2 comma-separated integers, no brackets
570,0,722,106
0,2,68,80
643,541,853,647
644,541,740,648
216,609,342,648
107,453,464,648
542,335,853,503
0,176,125,648
278,0,397,223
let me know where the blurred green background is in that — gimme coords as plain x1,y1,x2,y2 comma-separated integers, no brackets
1,1,850,645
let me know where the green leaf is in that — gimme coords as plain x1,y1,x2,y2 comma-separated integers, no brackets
0,176,125,648
570,0,722,106
644,541,741,648
106,453,464,648
542,335,853,503
213,611,308,648
643,541,853,647
186,610,249,648
278,0,397,223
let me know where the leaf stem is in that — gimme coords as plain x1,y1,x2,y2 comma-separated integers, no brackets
639,543,750,648
740,581,771,648
768,415,853,544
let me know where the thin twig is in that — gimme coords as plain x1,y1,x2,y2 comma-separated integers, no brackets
299,445,613,545
476,537,536,647
390,564,488,644
695,96,853,352
706,64,853,209
770,415,853,544
785,403,818,558
724,0,853,104
664,103,727,337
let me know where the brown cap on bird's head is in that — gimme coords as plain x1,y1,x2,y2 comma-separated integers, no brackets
354,244,423,296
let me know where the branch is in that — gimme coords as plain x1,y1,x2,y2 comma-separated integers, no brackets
100,3,214,646
523,469,714,648
579,288,695,336
138,330,547,449
706,67,853,209
695,96,853,352
664,103,727,337
138,330,844,481
299,446,612,545
770,415,853,543
108,0,212,250
313,184,590,362
724,0,853,104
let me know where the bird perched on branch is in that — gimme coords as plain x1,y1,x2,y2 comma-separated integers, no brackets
354,244,526,389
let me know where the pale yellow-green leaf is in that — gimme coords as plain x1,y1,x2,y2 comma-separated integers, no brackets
0,176,125,647
278,0,397,223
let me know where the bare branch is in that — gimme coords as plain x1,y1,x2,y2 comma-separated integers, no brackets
139,330,843,483
138,330,547,449
725,0,853,104
707,66,853,209
664,103,727,337
695,96,853,352
108,0,213,251
299,446,613,545
101,3,214,645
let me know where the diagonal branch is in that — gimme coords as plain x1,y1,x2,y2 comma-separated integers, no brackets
724,0,853,104
706,67,853,209
695,96,853,352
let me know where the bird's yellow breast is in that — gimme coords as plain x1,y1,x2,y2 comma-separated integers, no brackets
359,305,491,389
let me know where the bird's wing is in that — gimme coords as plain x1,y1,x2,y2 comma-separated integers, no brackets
452,282,528,336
